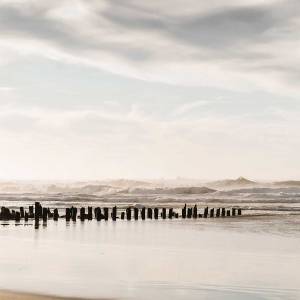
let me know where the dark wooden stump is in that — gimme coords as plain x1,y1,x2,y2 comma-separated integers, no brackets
141,207,146,220
147,208,152,219
104,207,109,221
65,208,71,221
80,207,85,221
121,212,125,220
134,207,139,220
226,210,231,217
20,207,24,219
168,208,173,219
193,205,197,219
42,207,48,222
182,204,187,219
126,207,131,220
210,208,214,218
154,208,159,219
53,208,59,221
232,208,236,216
203,207,208,218
112,206,117,221
221,208,226,217
216,208,220,217
162,208,166,219
238,208,242,216
24,212,29,222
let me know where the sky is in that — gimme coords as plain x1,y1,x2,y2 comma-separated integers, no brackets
0,0,299,181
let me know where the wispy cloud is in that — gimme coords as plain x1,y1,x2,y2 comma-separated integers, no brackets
0,0,299,95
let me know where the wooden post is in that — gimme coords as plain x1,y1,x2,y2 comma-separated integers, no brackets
104,207,109,221
182,204,187,219
29,206,34,218
112,206,117,221
175,213,179,218
226,210,231,217
20,207,24,219
80,207,85,221
88,207,93,220
72,207,77,221
162,208,166,219
147,208,152,219
53,208,59,221
187,208,192,218
203,207,208,218
15,211,21,222
134,207,139,220
216,208,220,217
193,205,197,219
121,212,125,220
168,208,173,219
141,207,146,220
238,208,242,216
210,208,214,218
126,207,131,220
232,208,236,216
154,208,159,219
221,208,226,217
65,208,71,221
42,207,48,222
24,212,29,222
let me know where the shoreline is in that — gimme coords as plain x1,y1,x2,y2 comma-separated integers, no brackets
0,290,107,300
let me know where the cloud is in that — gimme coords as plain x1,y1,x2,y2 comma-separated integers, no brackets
0,0,299,95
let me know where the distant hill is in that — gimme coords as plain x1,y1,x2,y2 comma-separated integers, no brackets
207,177,257,189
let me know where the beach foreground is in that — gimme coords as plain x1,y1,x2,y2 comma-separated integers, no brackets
0,290,96,300
0,215,300,300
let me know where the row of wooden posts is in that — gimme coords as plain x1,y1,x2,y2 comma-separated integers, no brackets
0,202,242,224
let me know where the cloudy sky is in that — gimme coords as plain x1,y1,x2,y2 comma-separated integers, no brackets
0,0,299,180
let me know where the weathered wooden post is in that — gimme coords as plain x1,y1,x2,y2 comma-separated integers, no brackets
35,202,42,219
168,208,173,219
232,208,236,216
221,208,226,217
65,208,71,221
193,205,197,219
141,207,146,220
112,206,117,221
210,208,214,218
29,206,34,218
182,204,187,219
42,207,48,222
121,212,125,220
226,210,231,217
80,207,85,221
53,208,59,221
20,207,24,219
104,207,109,221
162,208,166,219
134,207,139,220
87,207,93,220
34,217,39,229
238,208,242,216
147,207,153,219
72,207,77,221
15,211,21,222
24,212,29,222
216,208,220,217
175,213,179,218
154,208,159,219
95,208,101,221
126,207,131,220
203,207,208,218
187,208,192,218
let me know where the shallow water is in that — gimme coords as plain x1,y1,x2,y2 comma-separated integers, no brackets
0,215,299,300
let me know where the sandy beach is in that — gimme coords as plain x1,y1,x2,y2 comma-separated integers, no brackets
0,215,299,300
0,290,97,300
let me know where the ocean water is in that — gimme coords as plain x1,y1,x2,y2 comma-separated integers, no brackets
0,190,300,300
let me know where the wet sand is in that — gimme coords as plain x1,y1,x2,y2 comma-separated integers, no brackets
0,216,299,300
0,290,97,300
